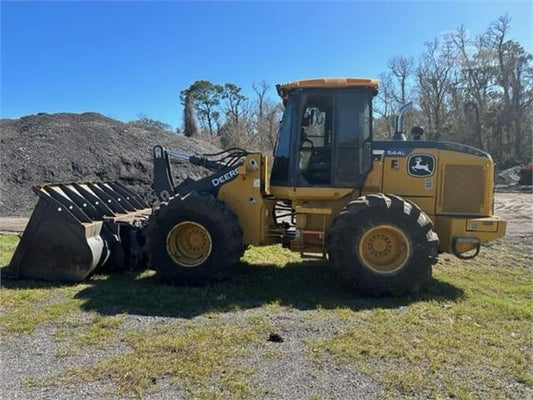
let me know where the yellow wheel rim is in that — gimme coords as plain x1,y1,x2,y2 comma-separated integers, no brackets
358,225,410,274
166,221,212,267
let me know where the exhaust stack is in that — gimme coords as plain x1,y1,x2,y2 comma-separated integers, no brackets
392,101,413,141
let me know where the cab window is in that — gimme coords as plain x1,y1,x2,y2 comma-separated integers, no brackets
298,94,333,184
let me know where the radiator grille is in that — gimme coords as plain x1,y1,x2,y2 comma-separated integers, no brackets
441,164,485,214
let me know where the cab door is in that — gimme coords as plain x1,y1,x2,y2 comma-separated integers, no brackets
331,89,373,187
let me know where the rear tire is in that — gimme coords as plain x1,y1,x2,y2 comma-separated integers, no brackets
327,194,438,295
145,191,243,285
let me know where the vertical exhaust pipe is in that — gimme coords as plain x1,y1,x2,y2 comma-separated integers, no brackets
392,101,413,141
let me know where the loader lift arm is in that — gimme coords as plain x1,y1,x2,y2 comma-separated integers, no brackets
152,145,250,201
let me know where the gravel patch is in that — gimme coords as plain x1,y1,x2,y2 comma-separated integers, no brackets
0,326,118,399
0,310,384,399
242,310,383,399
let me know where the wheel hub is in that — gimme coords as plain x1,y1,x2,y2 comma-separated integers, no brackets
367,234,392,256
166,221,212,267
359,224,410,274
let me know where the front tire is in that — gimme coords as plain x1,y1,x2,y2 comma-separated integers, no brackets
145,191,243,285
327,194,439,295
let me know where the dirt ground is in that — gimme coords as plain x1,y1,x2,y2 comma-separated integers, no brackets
494,187,533,240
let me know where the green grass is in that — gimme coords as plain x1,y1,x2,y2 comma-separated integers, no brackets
0,233,18,265
0,248,85,334
1,233,532,399
310,241,533,399
59,322,262,399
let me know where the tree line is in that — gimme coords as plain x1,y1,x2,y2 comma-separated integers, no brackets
176,14,530,167
179,80,283,153
375,15,532,167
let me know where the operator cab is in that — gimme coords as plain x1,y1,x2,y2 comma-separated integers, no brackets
271,78,378,189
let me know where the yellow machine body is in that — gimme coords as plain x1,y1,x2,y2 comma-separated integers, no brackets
367,147,506,254
208,146,505,259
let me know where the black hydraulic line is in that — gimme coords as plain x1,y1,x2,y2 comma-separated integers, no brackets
202,147,249,157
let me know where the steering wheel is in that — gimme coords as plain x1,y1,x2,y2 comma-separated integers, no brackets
301,136,314,148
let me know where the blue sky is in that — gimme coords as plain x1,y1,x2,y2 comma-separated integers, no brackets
1,1,532,129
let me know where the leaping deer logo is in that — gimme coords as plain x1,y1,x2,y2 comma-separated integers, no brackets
411,157,431,173
408,155,434,176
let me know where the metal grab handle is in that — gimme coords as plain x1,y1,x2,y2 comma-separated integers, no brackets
452,236,481,260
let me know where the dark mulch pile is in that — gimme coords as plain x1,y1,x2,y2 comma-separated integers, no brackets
0,112,219,216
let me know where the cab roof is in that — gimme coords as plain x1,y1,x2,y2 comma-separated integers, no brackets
276,78,379,98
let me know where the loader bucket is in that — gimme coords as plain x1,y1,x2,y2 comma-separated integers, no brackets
5,182,151,282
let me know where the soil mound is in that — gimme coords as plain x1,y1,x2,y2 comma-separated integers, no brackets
0,112,219,216
496,166,521,185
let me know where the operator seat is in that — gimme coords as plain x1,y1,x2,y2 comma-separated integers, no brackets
305,147,331,183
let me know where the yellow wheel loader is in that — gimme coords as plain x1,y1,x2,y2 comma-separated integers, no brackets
7,78,507,295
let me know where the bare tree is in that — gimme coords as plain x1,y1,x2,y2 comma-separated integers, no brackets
417,37,455,139
448,25,494,148
388,55,415,104
251,81,283,152
258,100,283,151
252,80,270,120
373,72,396,137
485,15,533,162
